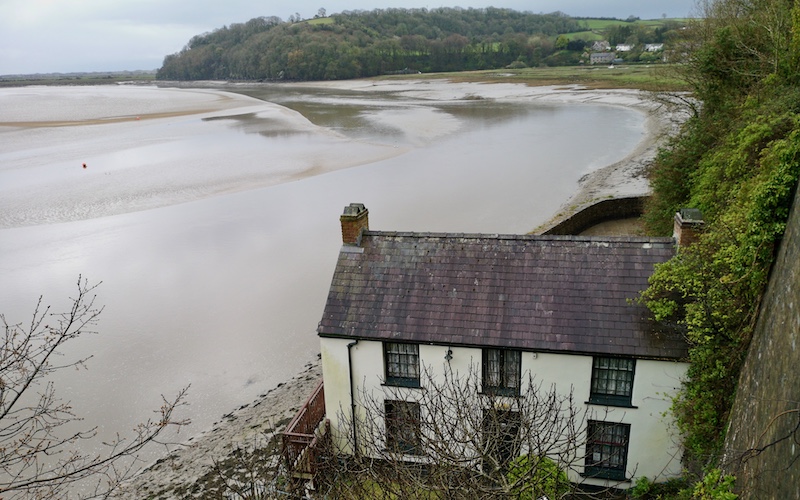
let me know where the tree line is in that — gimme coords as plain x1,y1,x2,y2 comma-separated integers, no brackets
155,8,677,82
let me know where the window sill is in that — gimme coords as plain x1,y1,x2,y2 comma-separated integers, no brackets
580,471,631,482
585,399,638,409
382,382,423,389
480,389,521,398
382,448,424,458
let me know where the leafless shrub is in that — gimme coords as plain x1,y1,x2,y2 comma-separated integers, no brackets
316,363,624,499
0,277,189,499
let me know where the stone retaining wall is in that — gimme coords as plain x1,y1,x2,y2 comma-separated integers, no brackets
722,179,800,499
541,196,646,235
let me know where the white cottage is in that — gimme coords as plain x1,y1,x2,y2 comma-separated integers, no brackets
305,204,690,490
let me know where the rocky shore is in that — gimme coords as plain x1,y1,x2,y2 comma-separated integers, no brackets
118,359,322,499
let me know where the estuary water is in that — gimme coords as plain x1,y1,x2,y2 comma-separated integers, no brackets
0,82,646,460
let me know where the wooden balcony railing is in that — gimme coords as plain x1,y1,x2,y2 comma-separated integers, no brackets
281,379,326,479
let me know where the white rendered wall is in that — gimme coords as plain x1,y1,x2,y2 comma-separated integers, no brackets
320,337,688,488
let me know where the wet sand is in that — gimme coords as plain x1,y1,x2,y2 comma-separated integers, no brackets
0,85,405,228
118,360,323,498
0,110,225,128
282,78,687,232
0,85,255,125
176,78,685,231
1,80,684,230
173,78,686,229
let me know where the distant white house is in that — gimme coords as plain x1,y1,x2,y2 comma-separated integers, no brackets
615,44,634,52
591,40,611,52
312,203,693,490
645,43,664,52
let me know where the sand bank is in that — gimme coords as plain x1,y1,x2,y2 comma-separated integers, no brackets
0,85,260,126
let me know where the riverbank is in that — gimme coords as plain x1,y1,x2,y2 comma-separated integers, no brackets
117,359,322,498
119,79,688,498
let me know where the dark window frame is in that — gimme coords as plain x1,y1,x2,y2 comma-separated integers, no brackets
384,342,421,388
385,400,421,455
482,348,522,396
482,408,522,473
583,420,630,481
589,356,636,407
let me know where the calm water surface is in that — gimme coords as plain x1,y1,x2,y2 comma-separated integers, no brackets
0,84,644,460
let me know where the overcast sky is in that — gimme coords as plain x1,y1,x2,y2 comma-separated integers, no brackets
0,0,698,75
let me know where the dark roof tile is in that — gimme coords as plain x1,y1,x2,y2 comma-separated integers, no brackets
318,232,687,360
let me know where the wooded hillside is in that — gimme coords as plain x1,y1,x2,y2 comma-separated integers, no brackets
155,9,681,81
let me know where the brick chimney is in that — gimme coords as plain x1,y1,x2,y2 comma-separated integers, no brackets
673,208,704,247
340,203,369,245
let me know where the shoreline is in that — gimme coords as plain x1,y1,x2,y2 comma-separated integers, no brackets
120,80,688,497
533,101,676,233
119,359,323,498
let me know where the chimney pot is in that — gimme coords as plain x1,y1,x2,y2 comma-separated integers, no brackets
340,203,369,245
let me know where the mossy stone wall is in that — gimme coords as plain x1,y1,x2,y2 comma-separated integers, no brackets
723,179,800,498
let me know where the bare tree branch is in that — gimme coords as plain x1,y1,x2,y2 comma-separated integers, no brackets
0,277,190,499
316,363,625,499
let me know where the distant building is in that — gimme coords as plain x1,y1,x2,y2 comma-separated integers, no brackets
645,43,664,52
615,44,634,52
590,52,616,65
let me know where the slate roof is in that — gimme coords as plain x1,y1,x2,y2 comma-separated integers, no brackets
318,231,688,360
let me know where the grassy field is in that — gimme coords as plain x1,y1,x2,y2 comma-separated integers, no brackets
307,17,335,25
578,18,690,30
379,64,691,92
562,30,605,41
1,65,690,93
563,17,695,42
0,72,156,87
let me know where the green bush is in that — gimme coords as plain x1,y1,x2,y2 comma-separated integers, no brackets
687,469,737,500
629,476,688,499
642,103,800,462
506,455,570,500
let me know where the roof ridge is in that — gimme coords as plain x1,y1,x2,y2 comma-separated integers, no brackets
362,229,674,244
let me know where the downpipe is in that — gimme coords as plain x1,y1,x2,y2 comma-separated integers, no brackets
346,339,359,456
